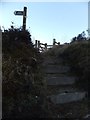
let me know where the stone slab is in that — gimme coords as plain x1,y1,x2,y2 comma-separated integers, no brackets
49,92,86,104
45,65,70,74
46,76,76,85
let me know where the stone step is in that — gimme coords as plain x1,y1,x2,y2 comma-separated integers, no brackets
45,72,74,77
47,86,78,96
43,58,63,65
48,92,86,104
58,88,78,93
46,76,76,85
45,65,70,74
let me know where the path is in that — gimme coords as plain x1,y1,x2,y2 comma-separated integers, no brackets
43,55,86,104
42,52,88,118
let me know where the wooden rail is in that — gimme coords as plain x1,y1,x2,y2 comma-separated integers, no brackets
34,39,61,52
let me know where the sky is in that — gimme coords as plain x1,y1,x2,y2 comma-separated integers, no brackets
0,2,88,45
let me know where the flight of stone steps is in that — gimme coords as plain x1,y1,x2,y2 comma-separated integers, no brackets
43,55,86,104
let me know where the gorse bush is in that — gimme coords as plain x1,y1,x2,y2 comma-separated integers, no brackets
46,39,89,91
58,40,89,91
2,27,45,118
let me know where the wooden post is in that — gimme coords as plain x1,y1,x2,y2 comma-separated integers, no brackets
0,28,2,120
45,43,47,51
58,42,60,45
53,38,56,46
38,41,40,50
35,40,38,48
23,7,27,30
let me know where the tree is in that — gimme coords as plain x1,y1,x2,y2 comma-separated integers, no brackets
71,31,87,43
71,36,77,43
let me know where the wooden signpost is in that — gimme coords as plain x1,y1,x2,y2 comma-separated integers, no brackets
14,7,27,30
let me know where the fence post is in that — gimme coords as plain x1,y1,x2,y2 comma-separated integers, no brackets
38,41,40,50
0,27,2,120
53,38,56,46
45,43,47,51
35,40,38,48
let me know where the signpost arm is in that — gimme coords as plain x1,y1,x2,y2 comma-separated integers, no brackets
23,7,27,30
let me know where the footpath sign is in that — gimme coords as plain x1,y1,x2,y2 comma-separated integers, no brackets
14,7,27,30
14,11,23,15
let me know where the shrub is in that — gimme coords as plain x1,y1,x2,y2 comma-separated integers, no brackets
58,41,89,91
2,27,45,118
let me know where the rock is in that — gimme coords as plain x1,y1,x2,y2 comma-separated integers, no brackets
83,114,90,119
